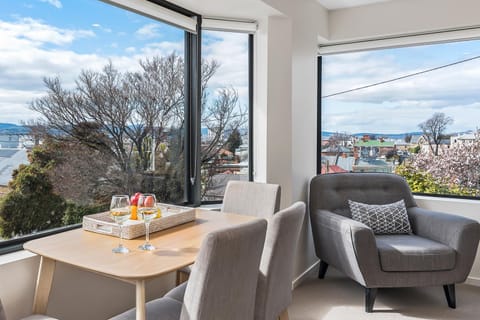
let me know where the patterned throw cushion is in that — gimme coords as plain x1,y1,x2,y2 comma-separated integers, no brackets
348,199,412,234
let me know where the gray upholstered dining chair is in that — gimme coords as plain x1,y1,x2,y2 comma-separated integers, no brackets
110,219,267,320
0,298,5,320
221,181,281,218
167,202,305,320
176,180,281,284
309,173,480,312
254,201,305,320
168,202,305,320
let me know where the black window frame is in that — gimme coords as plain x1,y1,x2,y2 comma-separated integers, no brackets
317,50,480,201
199,32,255,205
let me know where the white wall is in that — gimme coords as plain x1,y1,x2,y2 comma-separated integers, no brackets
0,252,38,320
328,0,480,43
257,15,294,208
255,0,329,278
0,252,175,320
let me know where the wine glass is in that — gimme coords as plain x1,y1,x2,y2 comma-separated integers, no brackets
110,195,130,254
138,193,157,251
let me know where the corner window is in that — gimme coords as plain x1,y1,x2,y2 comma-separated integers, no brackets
0,1,253,245
319,39,480,198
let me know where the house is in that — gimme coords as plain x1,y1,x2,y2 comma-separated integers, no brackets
320,163,348,174
451,132,478,145
354,139,395,158
1,1,480,320
417,135,451,154
0,135,19,149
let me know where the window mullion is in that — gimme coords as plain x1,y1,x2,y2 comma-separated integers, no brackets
184,17,202,206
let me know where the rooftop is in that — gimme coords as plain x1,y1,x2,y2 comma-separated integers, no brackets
354,140,395,147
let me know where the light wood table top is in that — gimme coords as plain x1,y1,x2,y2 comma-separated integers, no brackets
23,209,259,319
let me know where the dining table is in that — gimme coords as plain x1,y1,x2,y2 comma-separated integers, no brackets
23,208,258,320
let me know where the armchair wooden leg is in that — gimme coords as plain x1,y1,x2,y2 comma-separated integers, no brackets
443,284,456,309
278,308,289,320
318,261,329,279
176,270,189,286
365,287,377,313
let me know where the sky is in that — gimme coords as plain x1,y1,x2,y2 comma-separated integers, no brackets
322,40,480,135
0,0,249,124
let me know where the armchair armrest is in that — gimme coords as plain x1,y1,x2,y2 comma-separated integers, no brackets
408,206,480,280
310,209,380,286
407,206,479,250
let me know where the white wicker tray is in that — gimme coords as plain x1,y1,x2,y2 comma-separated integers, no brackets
82,204,195,239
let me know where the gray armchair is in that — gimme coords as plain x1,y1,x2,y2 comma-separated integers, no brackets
309,173,480,312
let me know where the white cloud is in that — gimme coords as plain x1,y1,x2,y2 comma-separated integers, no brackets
322,51,480,133
135,23,161,39
39,0,62,9
0,17,192,124
139,41,183,57
0,18,251,125
0,18,132,124
202,31,249,106
125,47,136,53
0,18,94,48
92,23,112,33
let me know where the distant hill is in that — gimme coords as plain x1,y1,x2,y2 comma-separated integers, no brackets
0,123,29,135
321,130,476,141
352,132,424,140
321,131,423,140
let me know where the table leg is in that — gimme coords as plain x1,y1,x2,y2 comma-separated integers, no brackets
136,280,146,320
32,256,56,314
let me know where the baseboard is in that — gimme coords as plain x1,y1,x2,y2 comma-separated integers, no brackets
466,276,480,287
291,262,480,288
292,260,320,289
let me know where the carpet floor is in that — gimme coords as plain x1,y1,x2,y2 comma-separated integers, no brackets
290,268,480,320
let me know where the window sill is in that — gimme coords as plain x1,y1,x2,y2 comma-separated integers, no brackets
199,203,222,211
0,250,36,266
414,194,480,205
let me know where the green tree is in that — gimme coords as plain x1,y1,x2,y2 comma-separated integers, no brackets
395,164,445,194
404,133,413,143
226,128,242,155
62,201,109,226
0,148,65,238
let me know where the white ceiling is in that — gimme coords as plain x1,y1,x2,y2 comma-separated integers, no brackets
316,0,394,10
172,0,280,20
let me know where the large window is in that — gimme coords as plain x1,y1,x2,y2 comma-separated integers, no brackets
0,1,252,245
320,39,480,198
200,30,251,201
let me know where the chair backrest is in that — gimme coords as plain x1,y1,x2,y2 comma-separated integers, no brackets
181,219,267,320
309,173,416,217
0,298,6,320
221,181,281,219
254,202,305,320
